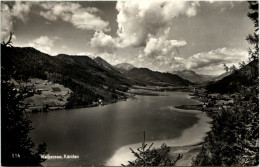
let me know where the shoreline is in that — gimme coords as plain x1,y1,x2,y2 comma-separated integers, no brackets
31,89,212,166
65,88,192,110
169,143,203,166
31,87,192,113
30,95,131,113
165,106,213,166
105,104,212,166
170,89,233,165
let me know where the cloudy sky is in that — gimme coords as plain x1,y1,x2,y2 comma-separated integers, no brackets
1,1,254,75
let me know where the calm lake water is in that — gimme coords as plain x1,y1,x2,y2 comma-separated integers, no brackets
30,91,211,166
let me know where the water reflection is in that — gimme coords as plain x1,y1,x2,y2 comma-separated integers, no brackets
30,92,209,166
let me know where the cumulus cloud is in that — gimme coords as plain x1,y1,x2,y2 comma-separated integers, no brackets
1,2,32,41
133,28,187,70
186,48,248,70
12,1,32,22
144,29,187,58
1,4,13,41
115,1,199,47
164,47,249,75
28,36,55,55
90,1,198,62
90,31,118,53
88,1,246,74
1,1,110,43
133,47,248,74
39,2,110,31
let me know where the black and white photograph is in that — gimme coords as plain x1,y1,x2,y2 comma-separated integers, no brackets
1,0,259,166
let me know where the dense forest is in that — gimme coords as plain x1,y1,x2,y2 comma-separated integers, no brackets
195,1,259,166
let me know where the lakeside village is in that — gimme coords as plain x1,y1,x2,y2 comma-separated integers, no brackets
179,87,235,117
9,78,125,112
10,78,72,112
10,78,106,112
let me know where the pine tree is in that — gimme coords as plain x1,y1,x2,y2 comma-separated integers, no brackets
246,1,259,81
124,132,182,166
1,35,47,165
247,1,259,60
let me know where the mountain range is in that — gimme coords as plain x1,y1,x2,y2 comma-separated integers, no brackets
2,45,192,108
171,70,214,83
171,70,232,83
3,43,245,108
124,68,191,86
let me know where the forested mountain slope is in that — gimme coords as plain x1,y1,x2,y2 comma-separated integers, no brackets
1,45,130,108
125,68,192,86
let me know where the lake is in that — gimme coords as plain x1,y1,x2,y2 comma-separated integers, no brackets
30,91,212,166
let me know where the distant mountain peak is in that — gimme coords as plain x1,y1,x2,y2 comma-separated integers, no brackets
171,69,196,75
180,69,197,74
170,69,216,83
114,63,135,70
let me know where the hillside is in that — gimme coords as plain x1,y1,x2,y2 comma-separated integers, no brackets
2,45,193,108
171,70,215,83
57,55,131,86
211,71,231,81
125,68,192,86
1,45,131,108
206,60,258,93
94,56,120,74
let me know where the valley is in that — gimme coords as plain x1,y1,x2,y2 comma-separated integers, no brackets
2,45,197,110
1,1,258,167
